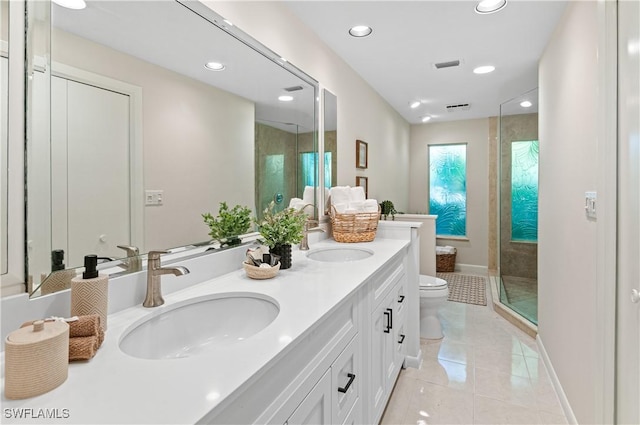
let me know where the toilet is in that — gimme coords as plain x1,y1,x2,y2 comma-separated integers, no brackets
419,275,449,339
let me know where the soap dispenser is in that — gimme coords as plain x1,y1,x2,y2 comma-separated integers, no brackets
41,250,76,295
71,255,109,331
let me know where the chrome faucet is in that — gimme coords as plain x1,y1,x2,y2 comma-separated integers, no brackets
117,245,141,272
299,219,325,251
143,250,190,308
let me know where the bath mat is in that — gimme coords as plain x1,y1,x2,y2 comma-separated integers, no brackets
436,273,487,306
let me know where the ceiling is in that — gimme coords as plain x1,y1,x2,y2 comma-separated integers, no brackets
286,0,568,123
52,1,317,131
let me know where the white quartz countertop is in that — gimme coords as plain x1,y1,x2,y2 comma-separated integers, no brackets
1,238,409,424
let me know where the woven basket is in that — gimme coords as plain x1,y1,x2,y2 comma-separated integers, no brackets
243,262,280,280
436,253,456,272
330,205,380,243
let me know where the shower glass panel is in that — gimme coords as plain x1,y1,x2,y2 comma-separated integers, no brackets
255,120,315,220
498,88,539,325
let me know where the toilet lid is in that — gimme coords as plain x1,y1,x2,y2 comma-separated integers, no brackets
419,275,448,288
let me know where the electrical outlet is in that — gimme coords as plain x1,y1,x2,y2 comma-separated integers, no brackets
145,190,164,206
585,191,596,219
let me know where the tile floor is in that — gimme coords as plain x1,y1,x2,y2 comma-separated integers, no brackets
380,281,568,425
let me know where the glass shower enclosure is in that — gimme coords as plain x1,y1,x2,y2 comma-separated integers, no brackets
498,88,539,325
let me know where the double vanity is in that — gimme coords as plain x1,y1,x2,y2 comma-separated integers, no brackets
1,225,421,425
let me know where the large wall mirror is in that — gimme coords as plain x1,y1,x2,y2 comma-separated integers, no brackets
25,0,318,296
0,0,8,277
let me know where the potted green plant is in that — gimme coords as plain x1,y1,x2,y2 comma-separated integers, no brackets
256,201,307,269
202,202,252,247
380,200,397,220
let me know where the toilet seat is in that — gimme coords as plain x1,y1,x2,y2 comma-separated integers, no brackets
419,275,447,289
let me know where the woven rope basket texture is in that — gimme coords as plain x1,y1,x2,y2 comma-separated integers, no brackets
330,206,380,243
436,253,456,272
5,321,69,399
244,262,280,279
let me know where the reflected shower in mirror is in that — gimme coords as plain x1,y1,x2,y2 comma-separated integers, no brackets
26,0,317,296
1,0,8,275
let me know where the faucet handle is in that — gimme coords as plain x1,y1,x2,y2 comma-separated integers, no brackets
117,245,139,257
147,250,168,261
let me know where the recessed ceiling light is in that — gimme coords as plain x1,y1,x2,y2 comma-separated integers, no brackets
421,116,432,123
278,95,294,102
473,65,496,74
204,62,225,71
410,101,421,109
223,19,234,27
520,101,532,108
475,0,507,14
52,0,86,10
349,25,373,38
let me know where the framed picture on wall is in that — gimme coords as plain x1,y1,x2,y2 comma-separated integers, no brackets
356,140,368,169
356,176,368,198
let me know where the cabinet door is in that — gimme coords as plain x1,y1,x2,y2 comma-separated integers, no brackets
341,399,361,425
288,370,332,425
370,297,391,421
332,336,360,425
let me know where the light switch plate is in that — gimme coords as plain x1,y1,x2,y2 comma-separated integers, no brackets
145,190,164,206
585,191,596,219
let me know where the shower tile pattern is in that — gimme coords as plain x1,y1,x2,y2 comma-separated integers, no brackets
381,292,567,424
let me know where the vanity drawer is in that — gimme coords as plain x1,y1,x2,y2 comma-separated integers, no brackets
331,335,360,425
370,259,405,310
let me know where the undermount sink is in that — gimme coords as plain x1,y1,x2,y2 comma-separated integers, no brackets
306,247,374,262
119,293,279,360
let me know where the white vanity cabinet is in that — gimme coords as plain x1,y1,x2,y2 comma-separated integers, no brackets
367,255,409,424
203,291,362,425
286,335,361,425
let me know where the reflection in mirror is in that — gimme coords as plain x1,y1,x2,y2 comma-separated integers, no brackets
26,0,317,297
1,0,8,275
323,89,337,210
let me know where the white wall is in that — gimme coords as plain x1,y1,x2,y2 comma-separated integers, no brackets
52,29,255,252
409,119,489,269
206,1,411,211
538,2,599,423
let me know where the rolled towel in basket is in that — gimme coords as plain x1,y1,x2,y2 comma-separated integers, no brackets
303,186,315,204
330,186,351,206
288,197,303,208
350,186,366,203
332,203,348,214
348,201,365,212
363,199,379,213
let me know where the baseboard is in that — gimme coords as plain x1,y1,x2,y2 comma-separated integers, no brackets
537,335,578,425
404,348,423,369
454,263,488,276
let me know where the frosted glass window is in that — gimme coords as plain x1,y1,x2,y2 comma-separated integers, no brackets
429,144,467,236
301,152,331,188
511,140,539,241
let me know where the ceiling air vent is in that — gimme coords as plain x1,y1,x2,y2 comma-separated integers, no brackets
434,60,460,69
284,85,304,92
446,103,471,112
